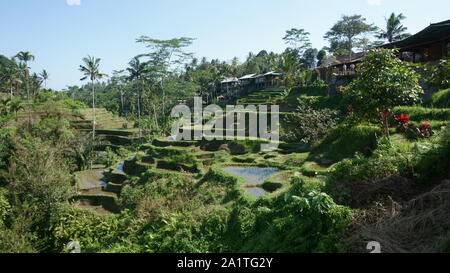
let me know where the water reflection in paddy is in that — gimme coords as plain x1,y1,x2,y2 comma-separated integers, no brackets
221,167,279,198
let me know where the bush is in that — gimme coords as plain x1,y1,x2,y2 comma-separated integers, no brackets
329,138,412,183
49,205,121,252
97,147,119,167
423,57,450,89
120,185,144,210
0,188,10,228
284,98,340,143
261,180,283,192
412,127,450,181
239,178,352,253
426,88,450,108
312,124,381,161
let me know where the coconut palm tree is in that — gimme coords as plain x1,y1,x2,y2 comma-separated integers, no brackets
15,52,35,127
79,55,107,140
9,99,23,121
30,72,42,97
0,98,11,116
15,52,35,98
0,63,22,100
377,13,411,43
111,70,128,117
127,57,150,134
40,70,49,88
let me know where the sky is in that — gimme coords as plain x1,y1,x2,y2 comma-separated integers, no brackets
1,0,449,90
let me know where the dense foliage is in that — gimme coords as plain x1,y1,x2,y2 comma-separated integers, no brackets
1,11,449,254
284,97,340,143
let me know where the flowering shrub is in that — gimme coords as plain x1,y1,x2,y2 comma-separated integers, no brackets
416,121,431,139
394,114,410,124
345,48,423,136
392,113,431,139
394,114,410,133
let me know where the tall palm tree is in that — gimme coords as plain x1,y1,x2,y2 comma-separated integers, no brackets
30,73,42,97
0,63,22,100
40,70,49,88
9,99,23,121
111,70,127,116
79,56,107,140
15,51,35,127
377,13,411,43
127,57,150,134
15,52,35,98
0,98,11,116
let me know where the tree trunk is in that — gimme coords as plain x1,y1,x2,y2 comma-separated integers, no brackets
348,38,353,63
92,80,96,140
26,68,31,129
153,104,159,131
120,91,124,116
90,80,96,170
137,80,142,137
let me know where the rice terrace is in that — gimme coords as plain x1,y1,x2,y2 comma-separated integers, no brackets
0,0,449,260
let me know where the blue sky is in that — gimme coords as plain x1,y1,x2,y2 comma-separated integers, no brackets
1,0,449,90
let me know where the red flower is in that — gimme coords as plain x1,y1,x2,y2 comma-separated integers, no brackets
394,114,410,124
347,104,353,113
421,121,431,129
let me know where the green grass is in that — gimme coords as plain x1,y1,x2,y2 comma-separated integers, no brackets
393,106,450,122
237,89,288,105
281,91,344,111
288,85,328,97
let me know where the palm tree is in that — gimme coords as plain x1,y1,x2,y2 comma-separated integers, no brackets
66,85,80,100
377,13,411,43
127,57,150,134
40,70,49,88
79,56,107,140
30,72,42,96
15,51,35,127
111,70,127,116
0,98,11,116
9,99,23,121
15,52,35,98
0,63,22,100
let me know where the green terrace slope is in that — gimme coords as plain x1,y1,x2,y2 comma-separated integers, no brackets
71,108,141,150
237,88,288,105
72,108,134,130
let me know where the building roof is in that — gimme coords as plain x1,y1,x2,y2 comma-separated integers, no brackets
239,74,257,80
221,77,239,84
253,71,283,78
320,52,365,68
264,71,283,76
382,19,450,49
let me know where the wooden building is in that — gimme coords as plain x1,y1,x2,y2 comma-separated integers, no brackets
253,71,283,89
318,19,450,86
382,19,450,63
220,77,239,93
239,74,257,86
